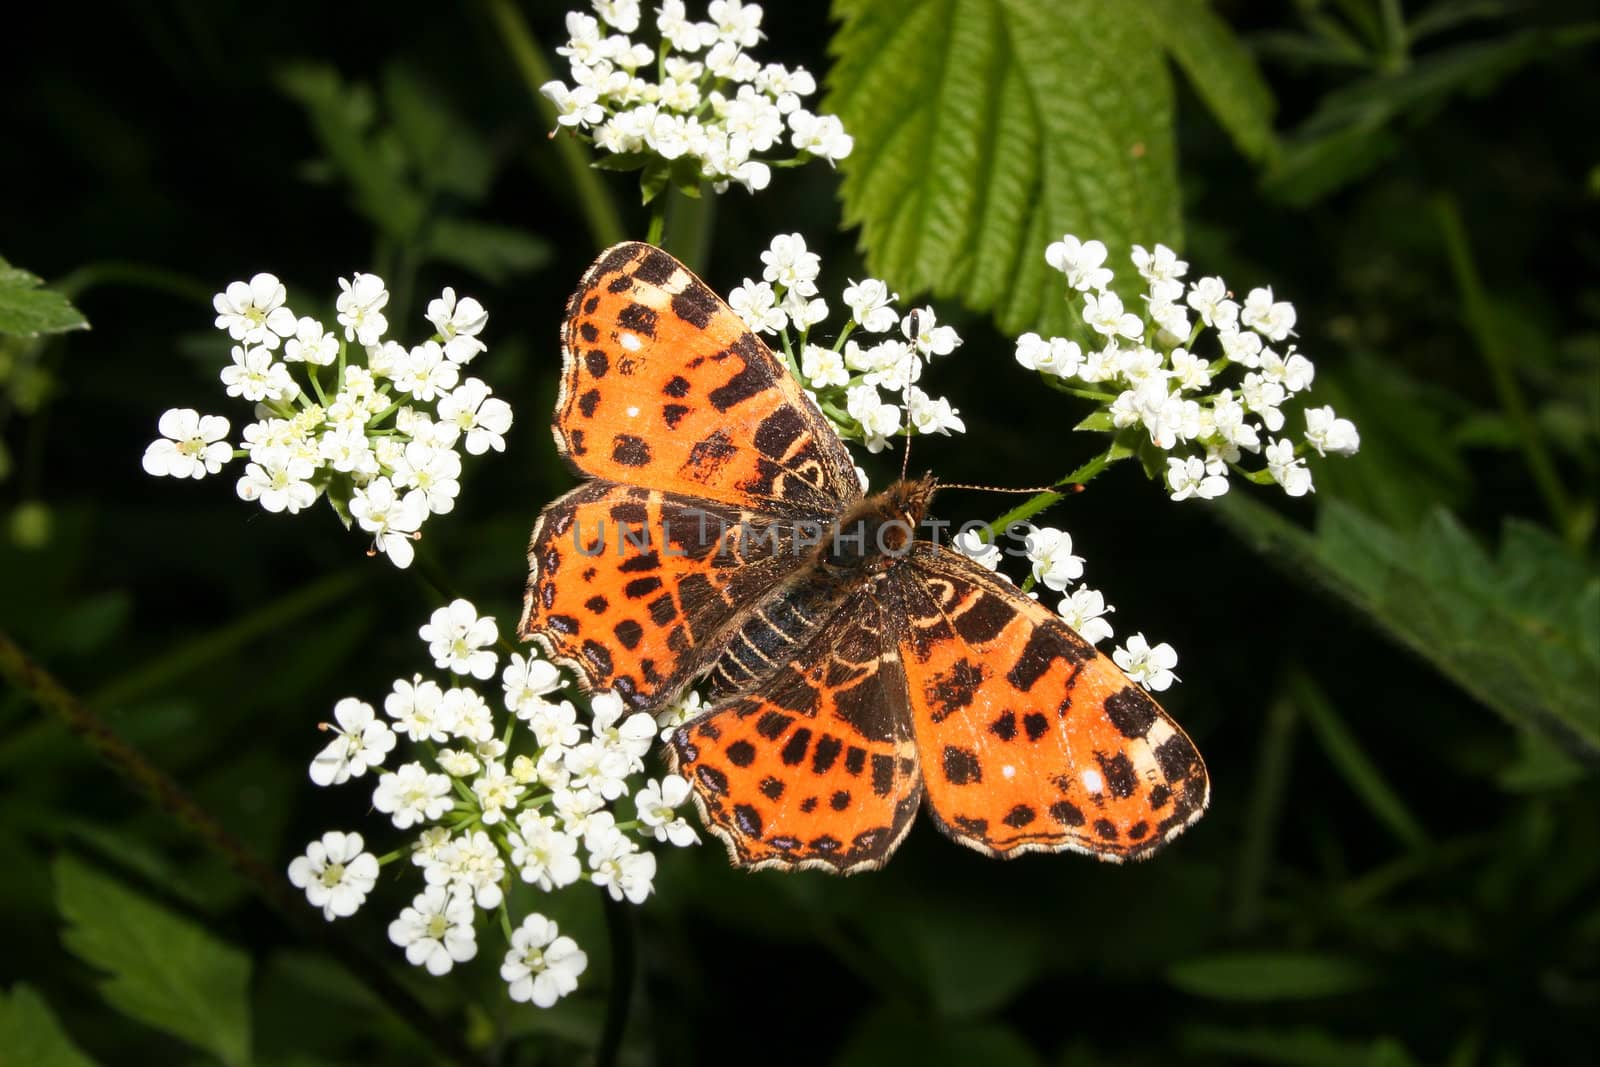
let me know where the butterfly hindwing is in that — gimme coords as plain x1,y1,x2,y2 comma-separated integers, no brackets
519,480,821,712
556,242,861,516
893,546,1209,862
668,585,923,873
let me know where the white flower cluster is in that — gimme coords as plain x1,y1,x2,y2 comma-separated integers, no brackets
142,272,512,568
287,598,698,1006
729,233,966,454
540,0,851,195
1016,237,1360,501
954,524,1179,693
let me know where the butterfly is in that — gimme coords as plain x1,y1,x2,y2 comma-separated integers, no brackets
518,242,1208,873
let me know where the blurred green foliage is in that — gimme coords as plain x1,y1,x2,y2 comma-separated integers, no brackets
2,1,1596,1064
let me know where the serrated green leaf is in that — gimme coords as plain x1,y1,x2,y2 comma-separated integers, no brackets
55,856,252,1066
0,984,101,1067
1130,0,1278,161
1213,495,1600,762
828,0,1180,339
0,256,89,338
424,218,553,284
1169,951,1375,1001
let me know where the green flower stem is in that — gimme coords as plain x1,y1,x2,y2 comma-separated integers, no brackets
1042,377,1117,403
1433,194,1578,543
0,629,485,1067
660,183,715,272
646,203,666,247
482,0,626,249
986,445,1130,533
306,364,329,406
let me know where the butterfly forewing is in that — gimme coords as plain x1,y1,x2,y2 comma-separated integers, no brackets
554,242,861,516
520,481,830,711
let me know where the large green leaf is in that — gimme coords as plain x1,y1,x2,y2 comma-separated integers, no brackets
0,257,89,338
0,984,101,1067
54,856,252,1066
1215,496,1600,762
827,0,1181,339
828,0,1277,338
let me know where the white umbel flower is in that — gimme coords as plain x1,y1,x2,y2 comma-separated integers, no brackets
143,409,231,479
287,831,378,920
1113,633,1180,692
309,697,395,786
419,599,499,680
501,914,588,1007
388,886,478,976
213,272,297,349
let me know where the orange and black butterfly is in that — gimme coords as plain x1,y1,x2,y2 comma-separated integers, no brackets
519,242,1208,872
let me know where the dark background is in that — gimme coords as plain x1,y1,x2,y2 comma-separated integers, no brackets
3,2,1597,1064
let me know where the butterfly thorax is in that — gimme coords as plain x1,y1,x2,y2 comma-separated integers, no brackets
818,474,937,572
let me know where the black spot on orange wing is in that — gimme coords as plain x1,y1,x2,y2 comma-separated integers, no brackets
811,734,842,773
1005,624,1088,692
1049,800,1086,826
1003,804,1036,828
926,657,985,723
780,728,812,766
1156,734,1202,782
1105,686,1159,739
616,302,658,337
707,352,768,411
612,434,651,466
669,279,719,327
942,746,982,785
953,592,1012,644
1096,752,1138,799
632,247,679,285
613,619,644,649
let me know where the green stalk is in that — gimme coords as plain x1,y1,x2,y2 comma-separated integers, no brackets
0,630,485,1067
660,183,715,272
1433,195,1577,543
986,444,1131,533
482,0,626,248
646,203,666,247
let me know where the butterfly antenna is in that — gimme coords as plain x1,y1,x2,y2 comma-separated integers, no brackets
899,311,919,482
935,481,1086,495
